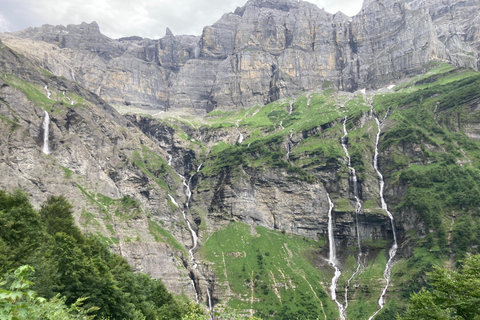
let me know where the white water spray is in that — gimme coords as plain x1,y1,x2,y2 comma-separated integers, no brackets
168,160,209,308
183,210,199,268
238,132,244,144
42,111,50,154
368,111,398,320
235,120,244,144
327,193,345,320
168,194,179,208
44,85,51,99
207,288,214,320
169,182,200,296
191,280,199,303
63,91,74,105
289,100,293,115
306,93,312,109
340,117,364,317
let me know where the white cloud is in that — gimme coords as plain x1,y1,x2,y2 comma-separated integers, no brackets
1,0,363,39
0,13,12,33
314,0,362,16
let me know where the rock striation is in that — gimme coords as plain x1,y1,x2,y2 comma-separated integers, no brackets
1,0,479,112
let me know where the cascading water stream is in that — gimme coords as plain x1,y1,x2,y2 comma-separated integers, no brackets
70,68,76,81
238,132,244,144
340,117,364,317
235,120,244,144
289,100,293,115
63,91,74,105
327,193,345,320
191,280,199,303
44,85,52,99
168,162,208,307
42,111,50,154
206,288,214,320
368,111,398,320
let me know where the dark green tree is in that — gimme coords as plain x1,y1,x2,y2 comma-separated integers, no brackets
0,190,44,274
399,254,480,320
39,195,82,241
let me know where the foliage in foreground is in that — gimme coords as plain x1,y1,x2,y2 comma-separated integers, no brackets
0,190,197,320
399,254,480,320
0,265,96,320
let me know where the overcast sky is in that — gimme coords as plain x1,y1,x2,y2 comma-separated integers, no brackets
0,0,363,39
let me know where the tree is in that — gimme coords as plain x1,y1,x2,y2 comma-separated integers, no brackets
0,190,44,274
39,195,82,242
399,254,480,320
0,265,97,320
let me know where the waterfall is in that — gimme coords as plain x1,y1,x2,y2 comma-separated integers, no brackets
168,160,209,308
238,132,244,144
289,100,293,115
63,91,74,105
44,85,51,99
183,210,199,268
327,193,345,320
340,117,363,317
70,68,76,81
191,280,199,303
169,187,200,296
368,112,398,320
42,111,50,154
168,194,179,208
235,120,244,144
207,288,214,320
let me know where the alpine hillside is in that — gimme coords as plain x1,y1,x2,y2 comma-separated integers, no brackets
1,0,480,319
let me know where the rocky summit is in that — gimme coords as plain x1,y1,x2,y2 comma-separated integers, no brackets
1,0,480,319
2,0,479,113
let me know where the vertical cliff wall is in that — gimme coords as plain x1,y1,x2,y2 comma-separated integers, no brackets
1,0,479,112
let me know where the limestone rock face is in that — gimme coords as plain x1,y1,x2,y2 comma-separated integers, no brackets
2,0,480,111
351,0,449,88
0,43,197,298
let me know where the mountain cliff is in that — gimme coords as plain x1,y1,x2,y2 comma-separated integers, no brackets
1,0,480,319
2,0,479,112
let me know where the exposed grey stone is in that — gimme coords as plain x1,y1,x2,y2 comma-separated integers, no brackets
2,0,479,111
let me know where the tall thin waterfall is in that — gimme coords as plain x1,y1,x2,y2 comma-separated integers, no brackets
368,111,398,320
236,120,244,144
42,111,50,154
340,117,363,317
168,162,207,305
207,288,214,320
70,68,76,81
44,85,52,99
327,193,345,320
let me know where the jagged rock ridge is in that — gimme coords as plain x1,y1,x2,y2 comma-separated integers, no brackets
1,0,479,112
